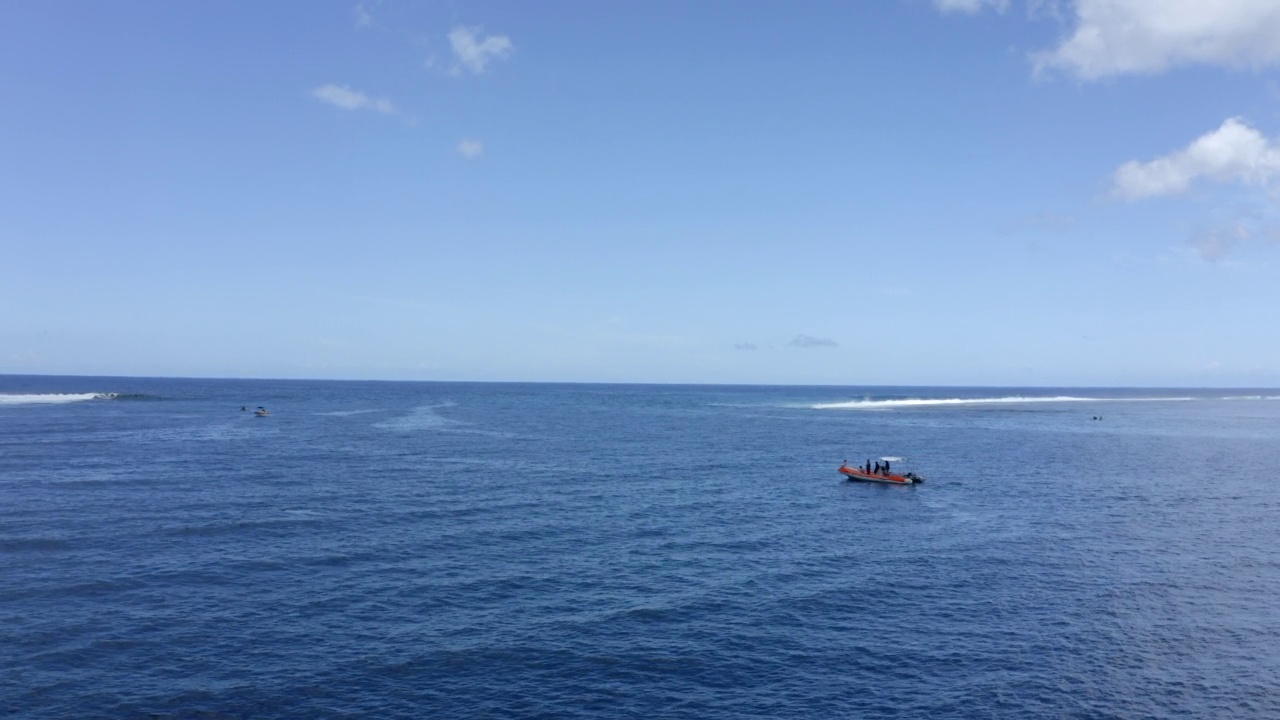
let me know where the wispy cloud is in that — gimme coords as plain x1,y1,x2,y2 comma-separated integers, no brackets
456,139,484,158
311,84,396,114
934,0,1008,14
788,334,838,349
734,343,758,351
1111,118,1280,200
448,26,513,75
354,2,373,28
1187,208,1280,262
1192,223,1252,262
1008,212,1077,234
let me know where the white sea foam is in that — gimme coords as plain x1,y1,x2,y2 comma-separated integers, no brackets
374,403,457,431
0,392,115,406
812,395,1195,410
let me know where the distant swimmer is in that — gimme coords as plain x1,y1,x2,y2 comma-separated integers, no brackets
241,406,247,411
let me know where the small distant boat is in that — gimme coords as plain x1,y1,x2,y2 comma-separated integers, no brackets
840,456,924,485
254,407,269,417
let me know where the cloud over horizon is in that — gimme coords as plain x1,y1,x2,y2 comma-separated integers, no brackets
788,335,838,349
311,84,395,114
448,26,513,75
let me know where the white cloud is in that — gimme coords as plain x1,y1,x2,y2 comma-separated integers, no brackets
311,84,396,115
1111,118,1280,200
448,26,513,75
1034,0,1280,79
934,0,1009,14
456,139,484,158
1108,116,1280,262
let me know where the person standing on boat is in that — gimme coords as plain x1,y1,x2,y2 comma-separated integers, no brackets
865,459,871,474
884,460,891,473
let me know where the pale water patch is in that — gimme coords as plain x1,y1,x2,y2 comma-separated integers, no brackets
373,402,516,438
374,403,459,432
106,422,273,443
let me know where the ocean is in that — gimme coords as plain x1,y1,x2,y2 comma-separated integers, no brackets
3,376,1280,718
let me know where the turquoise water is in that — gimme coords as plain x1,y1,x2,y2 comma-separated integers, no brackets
4,377,1280,718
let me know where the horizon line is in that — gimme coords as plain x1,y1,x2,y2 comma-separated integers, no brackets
1,372,1278,391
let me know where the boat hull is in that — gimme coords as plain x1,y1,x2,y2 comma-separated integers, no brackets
839,466,919,485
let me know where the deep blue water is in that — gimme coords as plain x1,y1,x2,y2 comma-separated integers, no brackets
4,376,1280,718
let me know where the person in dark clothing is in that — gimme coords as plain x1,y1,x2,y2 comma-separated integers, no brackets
884,460,891,473
865,460,871,473
874,461,881,474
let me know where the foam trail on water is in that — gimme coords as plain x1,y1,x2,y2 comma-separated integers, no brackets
0,393,116,406
812,395,1195,410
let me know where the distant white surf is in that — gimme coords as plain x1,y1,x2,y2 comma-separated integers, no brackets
812,395,1195,410
0,392,116,406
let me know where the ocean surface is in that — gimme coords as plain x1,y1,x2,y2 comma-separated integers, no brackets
4,376,1280,719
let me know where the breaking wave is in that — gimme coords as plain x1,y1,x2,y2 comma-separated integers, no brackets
0,392,162,406
812,395,1196,410
0,392,118,406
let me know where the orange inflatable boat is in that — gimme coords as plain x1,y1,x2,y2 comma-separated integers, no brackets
839,457,924,485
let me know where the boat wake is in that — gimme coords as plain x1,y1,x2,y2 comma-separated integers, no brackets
812,395,1196,410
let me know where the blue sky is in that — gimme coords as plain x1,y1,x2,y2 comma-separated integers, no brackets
4,0,1280,385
